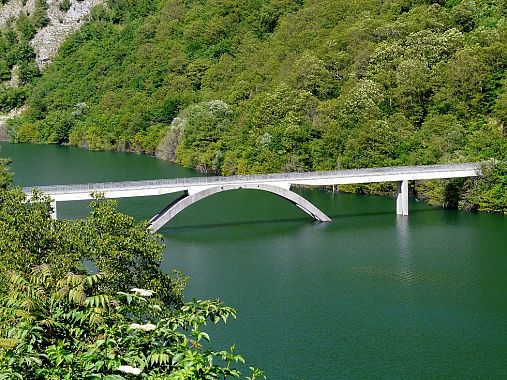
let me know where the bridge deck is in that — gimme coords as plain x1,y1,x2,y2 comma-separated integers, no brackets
23,163,481,202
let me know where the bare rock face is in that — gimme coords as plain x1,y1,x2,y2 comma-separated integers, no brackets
0,117,9,141
0,0,106,67
0,106,25,141
0,0,36,26
0,1,105,127
32,0,105,67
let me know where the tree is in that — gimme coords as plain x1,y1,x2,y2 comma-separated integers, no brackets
0,87,27,113
18,60,41,84
341,120,404,169
289,51,336,99
493,85,507,137
32,0,50,29
411,114,465,164
156,115,185,162
0,189,184,306
0,266,265,379
75,196,185,306
450,1,476,32
14,40,36,63
0,189,82,294
0,60,10,82
59,0,71,12
394,58,432,125
176,100,233,172
460,161,507,213
0,157,13,189
16,12,37,41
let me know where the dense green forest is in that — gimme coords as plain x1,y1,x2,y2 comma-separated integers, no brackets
3,0,507,211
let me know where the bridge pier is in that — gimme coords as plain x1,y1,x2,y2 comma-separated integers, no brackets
396,180,409,216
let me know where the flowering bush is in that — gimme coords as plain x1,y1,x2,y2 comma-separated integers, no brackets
0,266,264,379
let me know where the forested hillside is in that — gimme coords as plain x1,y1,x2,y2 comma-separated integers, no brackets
0,0,104,116
4,0,507,211
0,0,48,112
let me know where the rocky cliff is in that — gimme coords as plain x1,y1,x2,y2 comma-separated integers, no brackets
1,0,105,67
32,0,105,66
0,0,105,134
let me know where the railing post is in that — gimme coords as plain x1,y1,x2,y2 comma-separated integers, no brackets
396,180,408,216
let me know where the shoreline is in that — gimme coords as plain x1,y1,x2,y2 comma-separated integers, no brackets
4,140,503,215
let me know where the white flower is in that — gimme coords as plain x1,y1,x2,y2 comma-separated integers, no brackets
129,322,157,332
130,288,154,297
118,365,142,375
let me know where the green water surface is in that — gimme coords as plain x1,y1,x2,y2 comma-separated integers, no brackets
2,143,507,379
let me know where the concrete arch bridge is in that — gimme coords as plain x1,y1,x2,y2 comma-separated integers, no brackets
23,163,481,231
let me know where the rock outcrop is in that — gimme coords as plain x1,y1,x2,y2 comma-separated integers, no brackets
0,106,24,141
0,117,8,141
0,0,36,26
0,0,106,67
0,0,105,133
32,0,105,67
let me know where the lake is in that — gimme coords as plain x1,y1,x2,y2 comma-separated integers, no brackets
2,143,507,379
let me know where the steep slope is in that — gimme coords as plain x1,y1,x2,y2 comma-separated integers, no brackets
0,0,105,138
6,0,507,211
32,0,105,66
0,0,105,66
0,0,36,25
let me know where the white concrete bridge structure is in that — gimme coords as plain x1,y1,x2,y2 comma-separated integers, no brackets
23,163,481,231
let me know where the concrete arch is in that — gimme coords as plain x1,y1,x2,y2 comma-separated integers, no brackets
148,184,331,231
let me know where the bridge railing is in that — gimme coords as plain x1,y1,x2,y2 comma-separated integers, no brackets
22,163,482,195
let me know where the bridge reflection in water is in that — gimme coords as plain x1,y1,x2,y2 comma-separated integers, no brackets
23,163,481,231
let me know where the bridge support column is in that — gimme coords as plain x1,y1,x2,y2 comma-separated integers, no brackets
50,200,57,220
396,180,408,216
